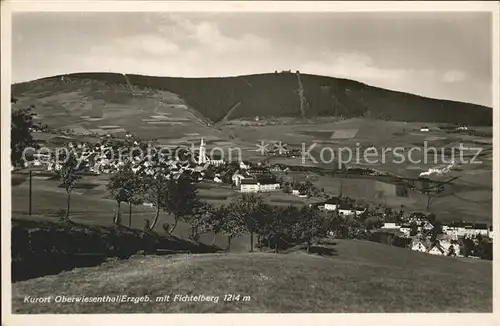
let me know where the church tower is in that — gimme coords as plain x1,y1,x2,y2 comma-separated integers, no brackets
198,138,207,165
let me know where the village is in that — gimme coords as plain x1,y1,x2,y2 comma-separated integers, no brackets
21,132,493,260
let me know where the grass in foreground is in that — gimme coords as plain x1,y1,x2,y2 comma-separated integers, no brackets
12,240,492,313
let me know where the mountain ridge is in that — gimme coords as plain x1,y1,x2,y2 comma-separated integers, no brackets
12,72,492,126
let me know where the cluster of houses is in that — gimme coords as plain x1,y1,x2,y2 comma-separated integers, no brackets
381,217,493,240
24,137,226,180
309,197,366,217
410,236,461,257
379,213,492,257
24,136,292,193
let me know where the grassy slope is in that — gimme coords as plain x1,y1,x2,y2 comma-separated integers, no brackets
11,178,253,252
12,240,492,313
12,72,492,125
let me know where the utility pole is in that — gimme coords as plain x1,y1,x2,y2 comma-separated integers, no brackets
28,170,32,216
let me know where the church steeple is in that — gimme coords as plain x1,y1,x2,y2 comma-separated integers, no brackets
198,138,207,164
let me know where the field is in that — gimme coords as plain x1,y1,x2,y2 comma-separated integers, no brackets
12,239,492,313
11,174,255,252
233,118,493,223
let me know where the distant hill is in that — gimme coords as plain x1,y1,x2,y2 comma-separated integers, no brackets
12,72,492,125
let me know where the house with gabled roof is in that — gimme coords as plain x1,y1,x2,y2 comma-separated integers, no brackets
411,239,427,252
422,221,434,232
427,242,446,256
411,238,431,252
435,235,461,256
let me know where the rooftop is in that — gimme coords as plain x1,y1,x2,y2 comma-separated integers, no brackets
257,177,279,185
338,203,354,210
325,197,342,205
241,179,258,185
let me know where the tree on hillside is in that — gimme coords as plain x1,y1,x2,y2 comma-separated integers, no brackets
221,204,247,252
255,205,282,251
186,202,216,240
476,239,493,260
57,152,84,220
460,238,475,257
163,174,201,233
268,205,299,252
140,156,201,232
197,204,229,245
143,176,167,231
107,162,143,225
11,104,38,167
291,206,328,253
227,193,267,252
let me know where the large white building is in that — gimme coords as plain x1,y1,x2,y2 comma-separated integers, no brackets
445,222,491,239
240,178,280,193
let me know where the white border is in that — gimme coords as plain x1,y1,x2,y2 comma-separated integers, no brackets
1,1,499,325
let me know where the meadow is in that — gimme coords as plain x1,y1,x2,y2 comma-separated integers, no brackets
12,239,492,313
12,173,254,252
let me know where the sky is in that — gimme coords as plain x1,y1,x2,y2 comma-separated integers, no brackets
12,12,493,106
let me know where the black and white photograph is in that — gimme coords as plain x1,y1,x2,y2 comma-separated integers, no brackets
2,0,498,320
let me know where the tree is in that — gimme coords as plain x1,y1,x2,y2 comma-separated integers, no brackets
476,239,492,260
410,222,419,236
163,174,201,233
197,204,229,245
364,216,382,231
291,206,328,253
430,220,443,242
447,244,456,257
460,238,475,257
107,162,143,225
396,205,405,223
185,202,217,240
227,193,267,252
11,105,37,167
142,172,170,231
221,202,247,251
57,152,84,220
